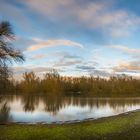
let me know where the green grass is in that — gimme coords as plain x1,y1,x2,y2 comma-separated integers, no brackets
0,110,140,140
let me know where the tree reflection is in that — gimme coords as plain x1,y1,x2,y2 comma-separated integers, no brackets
0,95,140,117
0,102,11,122
21,95,39,112
43,96,64,115
19,95,140,114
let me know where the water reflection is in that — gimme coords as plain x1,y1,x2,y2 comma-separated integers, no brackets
0,95,140,123
0,102,12,122
21,96,39,112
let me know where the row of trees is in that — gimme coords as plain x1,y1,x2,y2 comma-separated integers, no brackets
6,71,140,97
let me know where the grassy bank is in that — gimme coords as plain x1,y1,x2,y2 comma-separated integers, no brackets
0,110,140,140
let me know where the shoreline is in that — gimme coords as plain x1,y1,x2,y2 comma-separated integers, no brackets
1,109,140,125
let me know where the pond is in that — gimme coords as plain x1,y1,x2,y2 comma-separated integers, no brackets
0,95,140,124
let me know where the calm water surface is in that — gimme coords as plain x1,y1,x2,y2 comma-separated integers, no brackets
0,95,140,123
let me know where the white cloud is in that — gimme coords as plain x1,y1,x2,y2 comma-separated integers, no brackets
30,54,47,59
27,39,84,52
1,0,140,38
54,60,82,67
112,60,140,73
77,3,140,37
109,45,140,55
24,0,140,37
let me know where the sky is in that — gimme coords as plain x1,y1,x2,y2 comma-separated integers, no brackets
1,0,140,78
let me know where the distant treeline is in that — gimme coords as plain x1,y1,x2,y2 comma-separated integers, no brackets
1,70,140,97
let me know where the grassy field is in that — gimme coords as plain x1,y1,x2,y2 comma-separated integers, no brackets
0,110,140,140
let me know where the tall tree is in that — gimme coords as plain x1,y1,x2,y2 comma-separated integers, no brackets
0,21,24,92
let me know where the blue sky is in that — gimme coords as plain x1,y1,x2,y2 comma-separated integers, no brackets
1,0,140,78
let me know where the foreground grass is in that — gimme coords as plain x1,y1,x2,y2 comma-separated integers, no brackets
0,110,140,140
